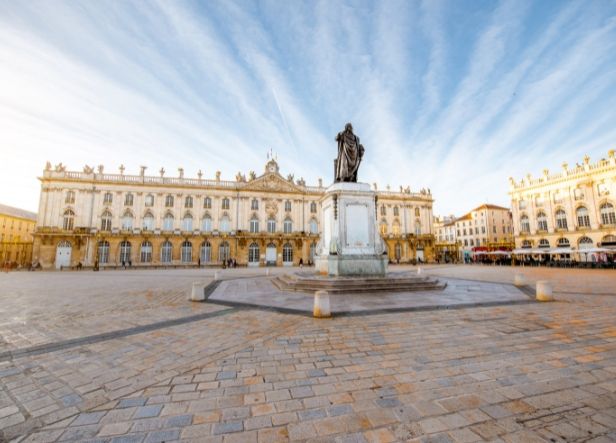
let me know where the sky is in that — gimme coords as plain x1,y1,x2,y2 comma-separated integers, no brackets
0,0,615,216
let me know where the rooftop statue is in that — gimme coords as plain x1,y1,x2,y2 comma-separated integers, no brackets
335,123,364,182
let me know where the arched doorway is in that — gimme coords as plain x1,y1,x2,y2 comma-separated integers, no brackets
248,242,260,267
55,241,72,269
265,242,276,266
219,241,230,263
282,242,293,266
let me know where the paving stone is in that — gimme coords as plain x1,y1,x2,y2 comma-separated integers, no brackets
133,405,163,419
212,420,243,435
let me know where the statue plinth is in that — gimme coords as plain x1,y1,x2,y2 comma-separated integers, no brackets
315,182,388,277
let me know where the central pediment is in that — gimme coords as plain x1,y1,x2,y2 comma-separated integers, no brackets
242,173,302,193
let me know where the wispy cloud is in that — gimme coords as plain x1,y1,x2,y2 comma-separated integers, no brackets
0,0,614,215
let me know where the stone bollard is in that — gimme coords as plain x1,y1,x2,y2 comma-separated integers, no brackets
266,268,270,276
513,274,526,287
417,266,422,275
214,271,219,280
190,281,206,301
536,280,554,301
313,290,331,318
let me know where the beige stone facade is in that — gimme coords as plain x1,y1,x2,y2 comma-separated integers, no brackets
509,150,616,255
0,203,37,267
433,215,459,263
33,160,435,269
454,204,514,261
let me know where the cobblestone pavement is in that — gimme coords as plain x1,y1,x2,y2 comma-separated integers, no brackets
1,266,615,442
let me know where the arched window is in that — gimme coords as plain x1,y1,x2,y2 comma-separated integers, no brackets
574,188,584,200
310,202,317,213
142,212,154,231
251,199,259,210
124,193,134,206
267,217,276,233
537,212,548,231
600,203,615,225
101,210,112,231
393,206,399,216
220,215,230,233
182,213,193,231
103,192,113,204
380,220,387,235
392,221,400,235
121,211,134,230
119,241,131,263
283,218,292,233
185,196,193,208
144,194,154,207
602,234,616,246
219,241,230,262
415,219,421,236
250,216,259,233
65,191,75,204
165,195,174,208
284,200,292,212
576,206,590,228
282,242,293,263
140,241,152,263
520,215,530,233
555,209,568,230
163,213,174,231
204,197,211,209
97,241,109,264
160,241,173,263
414,208,420,217
380,206,386,216
578,237,593,249
201,215,212,232
538,239,550,248
63,209,75,230
221,198,230,210
200,241,211,263
248,242,259,263
521,240,532,248
309,218,318,234
557,238,570,247
181,240,192,263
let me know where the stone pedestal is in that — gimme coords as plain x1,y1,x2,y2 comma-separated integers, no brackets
315,182,388,276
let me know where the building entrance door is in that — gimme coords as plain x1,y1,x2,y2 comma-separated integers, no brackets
55,241,72,269
265,243,276,266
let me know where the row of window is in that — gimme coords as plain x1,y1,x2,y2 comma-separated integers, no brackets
379,219,422,235
63,209,319,233
517,185,610,210
65,191,318,213
519,203,615,233
520,235,616,249
380,206,421,217
96,240,304,264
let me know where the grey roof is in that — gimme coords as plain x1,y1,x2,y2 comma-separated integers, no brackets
0,203,37,221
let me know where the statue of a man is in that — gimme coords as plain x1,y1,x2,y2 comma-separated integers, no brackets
335,123,364,182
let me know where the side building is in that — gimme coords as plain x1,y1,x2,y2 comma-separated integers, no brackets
509,151,616,254
434,215,458,263
33,159,436,269
454,204,514,262
0,203,37,267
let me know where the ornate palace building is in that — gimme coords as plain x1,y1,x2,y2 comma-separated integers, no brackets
509,150,616,253
0,203,37,267
33,159,435,269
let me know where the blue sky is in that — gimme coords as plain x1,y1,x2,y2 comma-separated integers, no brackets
1,0,615,215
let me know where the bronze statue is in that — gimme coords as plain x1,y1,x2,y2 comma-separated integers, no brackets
335,123,364,182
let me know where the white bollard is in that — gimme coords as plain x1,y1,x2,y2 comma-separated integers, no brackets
513,274,526,287
417,266,422,275
536,280,554,301
313,290,331,318
214,271,219,280
190,281,206,301
266,268,270,276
